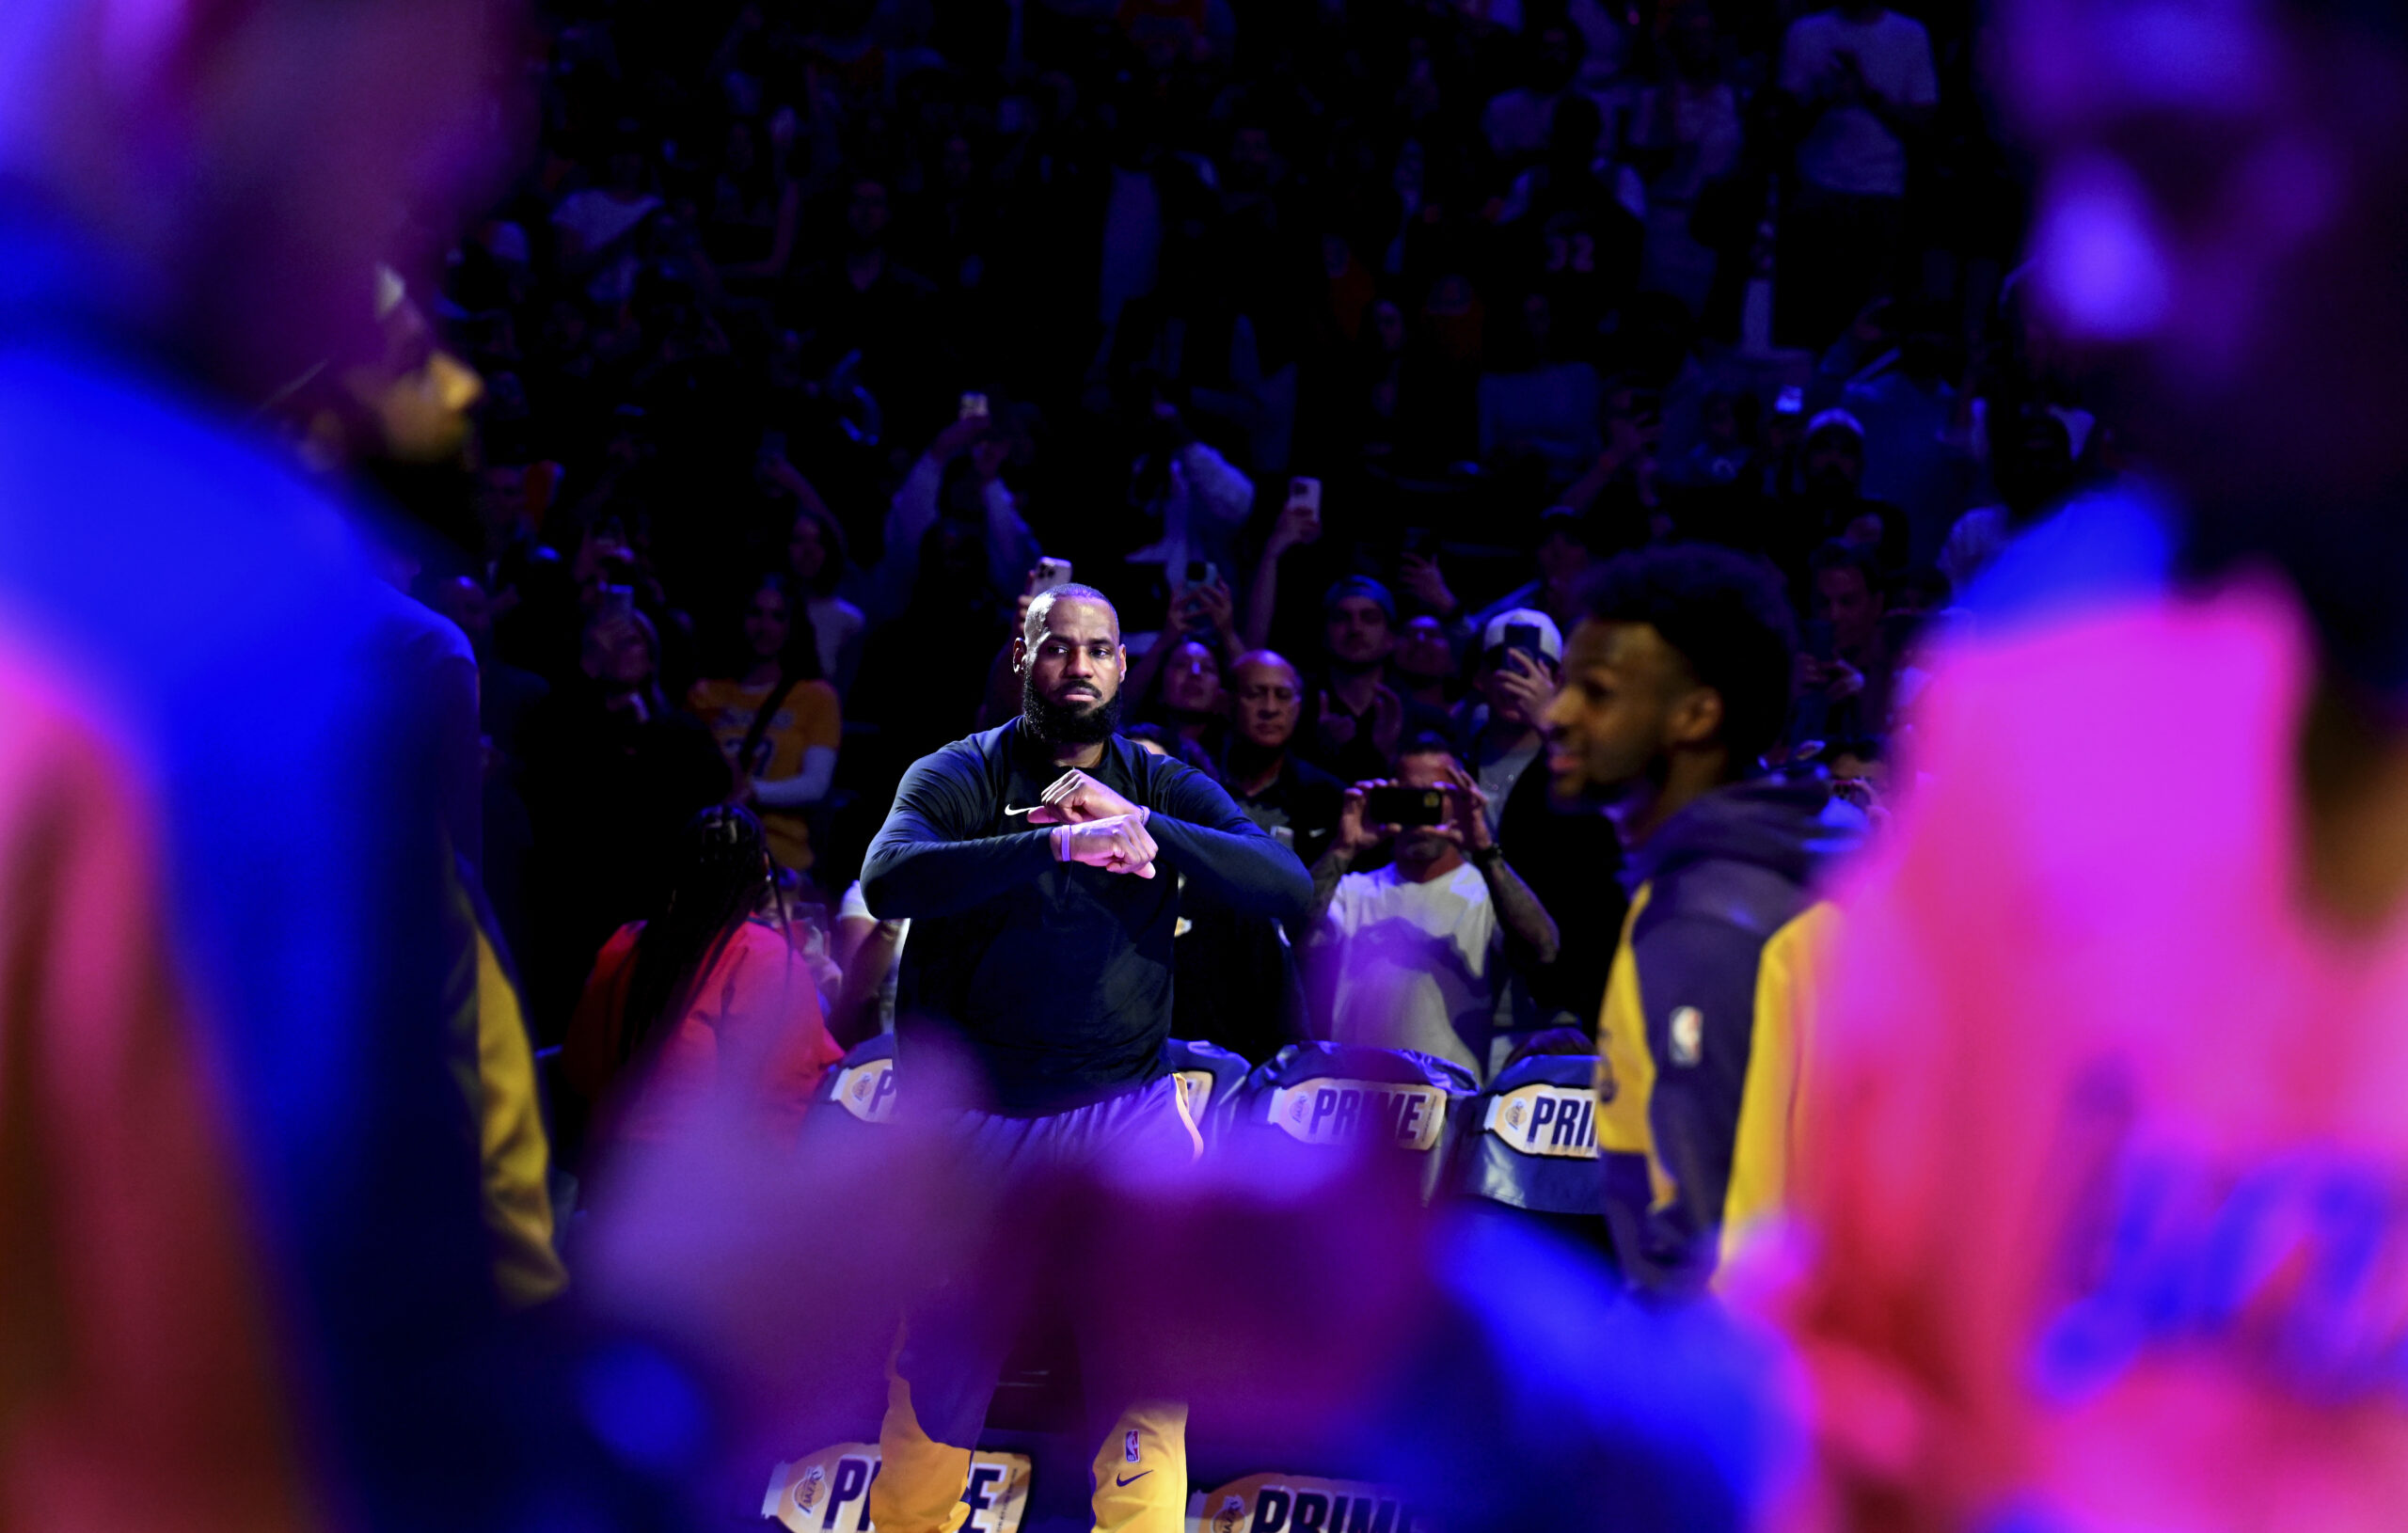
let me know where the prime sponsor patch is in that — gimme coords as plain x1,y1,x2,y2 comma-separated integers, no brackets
1481,1083,1600,1159
763,1443,1029,1533
1265,1079,1449,1152
1186,1472,1424,1533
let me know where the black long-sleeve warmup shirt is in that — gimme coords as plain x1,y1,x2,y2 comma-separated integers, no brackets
861,719,1313,1114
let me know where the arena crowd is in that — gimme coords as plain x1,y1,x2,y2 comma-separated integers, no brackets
380,0,2084,1127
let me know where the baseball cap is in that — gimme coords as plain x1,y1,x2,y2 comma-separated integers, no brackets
1323,575,1397,623
1481,608,1564,664
1805,407,1864,444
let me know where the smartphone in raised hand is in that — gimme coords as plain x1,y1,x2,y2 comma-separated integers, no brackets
1288,476,1323,519
1364,784,1447,828
1027,557,1073,597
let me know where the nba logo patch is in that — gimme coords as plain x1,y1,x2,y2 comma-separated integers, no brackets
1124,1429,1141,1464
1670,1006,1703,1067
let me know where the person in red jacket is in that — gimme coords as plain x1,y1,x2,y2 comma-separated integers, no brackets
567,806,848,1160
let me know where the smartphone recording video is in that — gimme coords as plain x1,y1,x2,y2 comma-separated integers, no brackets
1364,785,1447,828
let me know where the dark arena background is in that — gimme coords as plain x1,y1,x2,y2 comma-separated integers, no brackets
9,0,2408,1530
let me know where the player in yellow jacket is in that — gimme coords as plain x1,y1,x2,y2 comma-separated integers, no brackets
1542,545,1863,1291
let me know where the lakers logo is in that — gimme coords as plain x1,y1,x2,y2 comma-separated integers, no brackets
1212,1495,1245,1533
833,1060,898,1123
796,1464,824,1511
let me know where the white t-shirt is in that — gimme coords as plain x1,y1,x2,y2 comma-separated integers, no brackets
1778,8,1937,198
1316,861,1499,1081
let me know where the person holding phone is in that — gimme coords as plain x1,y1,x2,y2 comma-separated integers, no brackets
1304,735,1560,1081
1448,608,1630,1037
1774,0,1937,348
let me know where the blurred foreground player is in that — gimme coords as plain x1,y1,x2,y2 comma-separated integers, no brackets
1542,546,1861,1291
860,584,1311,1533
1768,0,2408,1527
0,0,675,1528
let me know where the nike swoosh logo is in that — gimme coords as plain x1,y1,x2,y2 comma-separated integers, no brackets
1115,1472,1152,1488
1003,805,1044,815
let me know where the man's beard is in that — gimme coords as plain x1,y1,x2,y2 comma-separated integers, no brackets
1394,827,1455,865
1023,672,1124,745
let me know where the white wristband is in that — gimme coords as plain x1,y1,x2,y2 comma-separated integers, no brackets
1052,824,1071,861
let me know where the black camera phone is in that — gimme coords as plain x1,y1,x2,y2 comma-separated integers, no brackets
1364,784,1447,828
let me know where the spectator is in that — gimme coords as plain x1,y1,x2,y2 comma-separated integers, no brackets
564,806,847,1160
1540,545,1865,1288
552,134,660,308
1240,486,1323,654
1631,2,1745,316
1798,540,1896,742
1483,24,1587,167
1474,506,1597,639
1391,613,1463,733
1940,407,2078,593
1457,610,1566,834
1220,650,1346,868
864,414,1039,627
1122,392,1258,611
689,575,842,878
1307,576,1405,782
831,877,908,1042
1121,575,1241,749
1776,0,1939,349
1146,638,1229,755
1768,408,1905,596
1306,735,1561,1082
1839,321,1971,565
784,500,868,696
1119,719,1218,779
786,173,943,430
426,570,549,959
1663,388,1760,491
521,607,732,1035
428,571,550,766
1446,604,1624,1032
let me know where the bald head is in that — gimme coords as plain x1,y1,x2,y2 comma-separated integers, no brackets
1228,649,1305,751
1022,582,1118,648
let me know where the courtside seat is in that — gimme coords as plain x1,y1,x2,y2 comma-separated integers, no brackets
1223,1043,1478,1203
1446,1051,1613,1259
1159,1036,1251,1146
